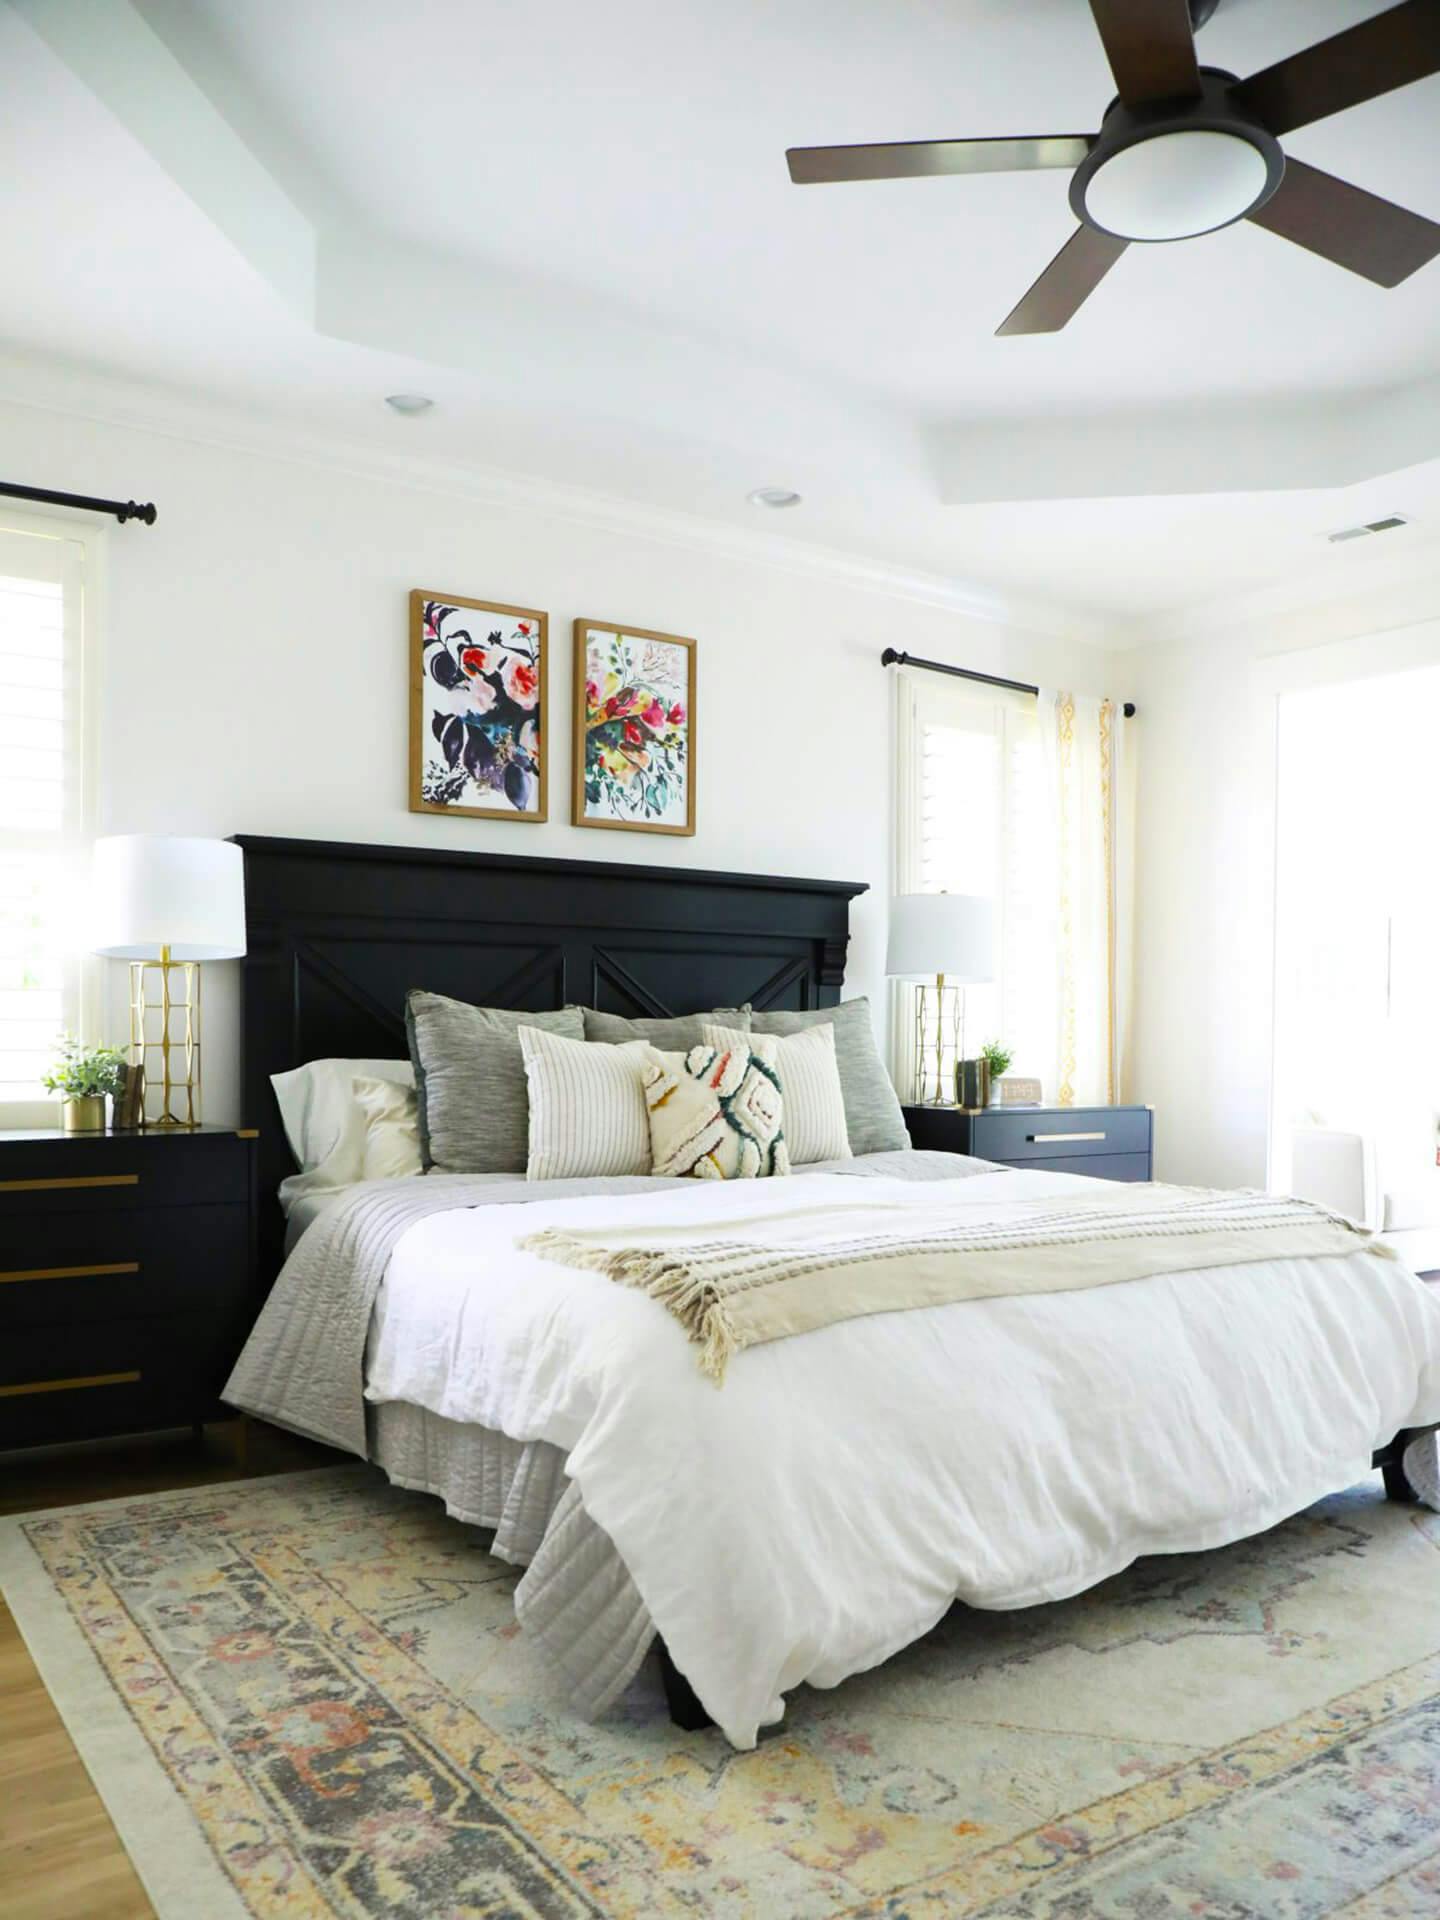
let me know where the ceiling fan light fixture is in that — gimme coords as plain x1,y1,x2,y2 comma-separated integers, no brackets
1079,127,1272,241
788,4,1440,333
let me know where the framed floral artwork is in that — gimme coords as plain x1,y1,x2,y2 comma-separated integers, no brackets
410,591,547,822
572,619,695,836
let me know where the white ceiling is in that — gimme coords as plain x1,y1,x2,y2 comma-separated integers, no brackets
173,0,1440,413
1,0,1439,631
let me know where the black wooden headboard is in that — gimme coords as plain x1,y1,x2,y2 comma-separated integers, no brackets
236,834,867,1274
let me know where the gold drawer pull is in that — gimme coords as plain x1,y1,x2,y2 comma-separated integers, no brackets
1031,1131,1107,1143
0,1370,141,1398
0,1262,141,1286
0,1174,140,1193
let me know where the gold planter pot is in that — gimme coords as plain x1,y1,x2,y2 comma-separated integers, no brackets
61,1095,107,1133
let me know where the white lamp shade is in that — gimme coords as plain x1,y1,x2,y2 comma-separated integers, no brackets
93,835,246,961
886,892,994,983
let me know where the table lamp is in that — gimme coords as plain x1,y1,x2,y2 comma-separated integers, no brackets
886,892,995,1106
93,835,246,1127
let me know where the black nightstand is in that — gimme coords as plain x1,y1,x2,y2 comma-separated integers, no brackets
903,1103,1154,1182
0,1126,258,1450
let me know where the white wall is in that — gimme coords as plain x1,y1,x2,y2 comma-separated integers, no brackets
0,391,1120,1126
1125,577,1440,1189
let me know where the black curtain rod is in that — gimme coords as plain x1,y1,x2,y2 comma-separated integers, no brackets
0,481,156,525
881,647,1135,719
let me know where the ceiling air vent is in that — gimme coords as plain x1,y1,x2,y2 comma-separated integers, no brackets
1326,513,1412,544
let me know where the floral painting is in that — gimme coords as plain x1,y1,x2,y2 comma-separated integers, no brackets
572,620,695,836
410,592,546,821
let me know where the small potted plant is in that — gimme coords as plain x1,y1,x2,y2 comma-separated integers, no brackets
980,1039,1014,1106
42,1036,129,1133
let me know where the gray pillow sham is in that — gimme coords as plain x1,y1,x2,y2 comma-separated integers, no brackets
405,992,584,1173
580,1005,750,1049
750,997,909,1156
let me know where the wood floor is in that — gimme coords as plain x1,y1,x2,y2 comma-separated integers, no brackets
0,1420,344,1920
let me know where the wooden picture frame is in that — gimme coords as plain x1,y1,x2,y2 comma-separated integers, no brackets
409,590,548,822
571,618,696,836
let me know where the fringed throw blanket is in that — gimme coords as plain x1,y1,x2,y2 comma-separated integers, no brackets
520,1184,1391,1382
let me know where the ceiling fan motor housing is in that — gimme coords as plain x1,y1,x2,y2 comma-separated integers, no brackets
1071,69,1285,243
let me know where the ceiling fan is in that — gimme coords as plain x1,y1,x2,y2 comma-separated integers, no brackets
786,0,1440,334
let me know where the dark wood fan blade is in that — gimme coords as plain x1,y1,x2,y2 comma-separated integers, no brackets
1233,1,1440,138
1087,0,1201,106
1247,157,1440,288
995,226,1128,336
786,135,1092,185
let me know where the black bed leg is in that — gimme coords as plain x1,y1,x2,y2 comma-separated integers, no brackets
1383,1458,1418,1502
1377,1427,1425,1503
657,1638,714,1732
1383,1453,1420,1503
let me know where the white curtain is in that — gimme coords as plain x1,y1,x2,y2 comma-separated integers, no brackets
1038,689,1132,1107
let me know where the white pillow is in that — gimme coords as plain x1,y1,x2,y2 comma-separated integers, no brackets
271,1057,415,1172
353,1075,424,1182
704,1022,850,1165
520,1025,652,1179
271,1057,415,1218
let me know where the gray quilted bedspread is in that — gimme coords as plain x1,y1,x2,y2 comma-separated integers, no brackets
223,1149,987,1456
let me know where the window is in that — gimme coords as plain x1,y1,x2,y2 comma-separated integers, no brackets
893,671,1057,1100
0,517,94,1120
1272,664,1440,1187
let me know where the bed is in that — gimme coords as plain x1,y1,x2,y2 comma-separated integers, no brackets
226,834,1440,1749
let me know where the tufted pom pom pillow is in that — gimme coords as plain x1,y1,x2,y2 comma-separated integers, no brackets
642,1040,789,1180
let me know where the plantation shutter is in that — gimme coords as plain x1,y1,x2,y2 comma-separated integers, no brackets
0,519,93,1120
892,671,1057,1103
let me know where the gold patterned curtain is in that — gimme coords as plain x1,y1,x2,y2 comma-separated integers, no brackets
1039,690,1133,1107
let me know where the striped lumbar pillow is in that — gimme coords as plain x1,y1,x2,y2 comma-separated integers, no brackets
749,998,907,1155
643,1040,789,1180
520,1025,653,1179
704,1022,850,1165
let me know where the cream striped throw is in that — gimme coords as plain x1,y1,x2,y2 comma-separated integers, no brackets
520,1026,652,1179
521,1184,1392,1382
704,1021,850,1164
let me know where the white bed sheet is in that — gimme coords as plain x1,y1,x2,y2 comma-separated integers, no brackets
365,1168,1440,1747
284,1183,357,1248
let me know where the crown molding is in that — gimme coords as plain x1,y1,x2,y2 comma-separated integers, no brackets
1114,527,1440,654
933,378,1440,508
0,352,1113,648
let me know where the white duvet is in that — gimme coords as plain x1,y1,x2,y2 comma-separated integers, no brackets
365,1168,1440,1748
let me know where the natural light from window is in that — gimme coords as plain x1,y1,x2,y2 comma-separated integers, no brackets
0,523,89,1113
1273,664,1440,1188
896,674,1057,1101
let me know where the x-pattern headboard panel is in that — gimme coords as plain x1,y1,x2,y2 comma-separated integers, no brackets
235,834,867,1274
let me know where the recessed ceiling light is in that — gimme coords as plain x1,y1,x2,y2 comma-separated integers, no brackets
747,486,802,509
385,393,434,415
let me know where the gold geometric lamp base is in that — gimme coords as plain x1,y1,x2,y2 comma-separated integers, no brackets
130,946,201,1128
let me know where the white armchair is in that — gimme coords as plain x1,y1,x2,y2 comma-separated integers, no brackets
1291,1124,1440,1275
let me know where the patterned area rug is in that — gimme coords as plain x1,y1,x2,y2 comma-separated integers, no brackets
4,1466,1440,1919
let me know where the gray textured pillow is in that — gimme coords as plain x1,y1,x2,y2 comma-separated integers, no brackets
405,992,584,1172
750,997,909,1156
580,1005,750,1049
